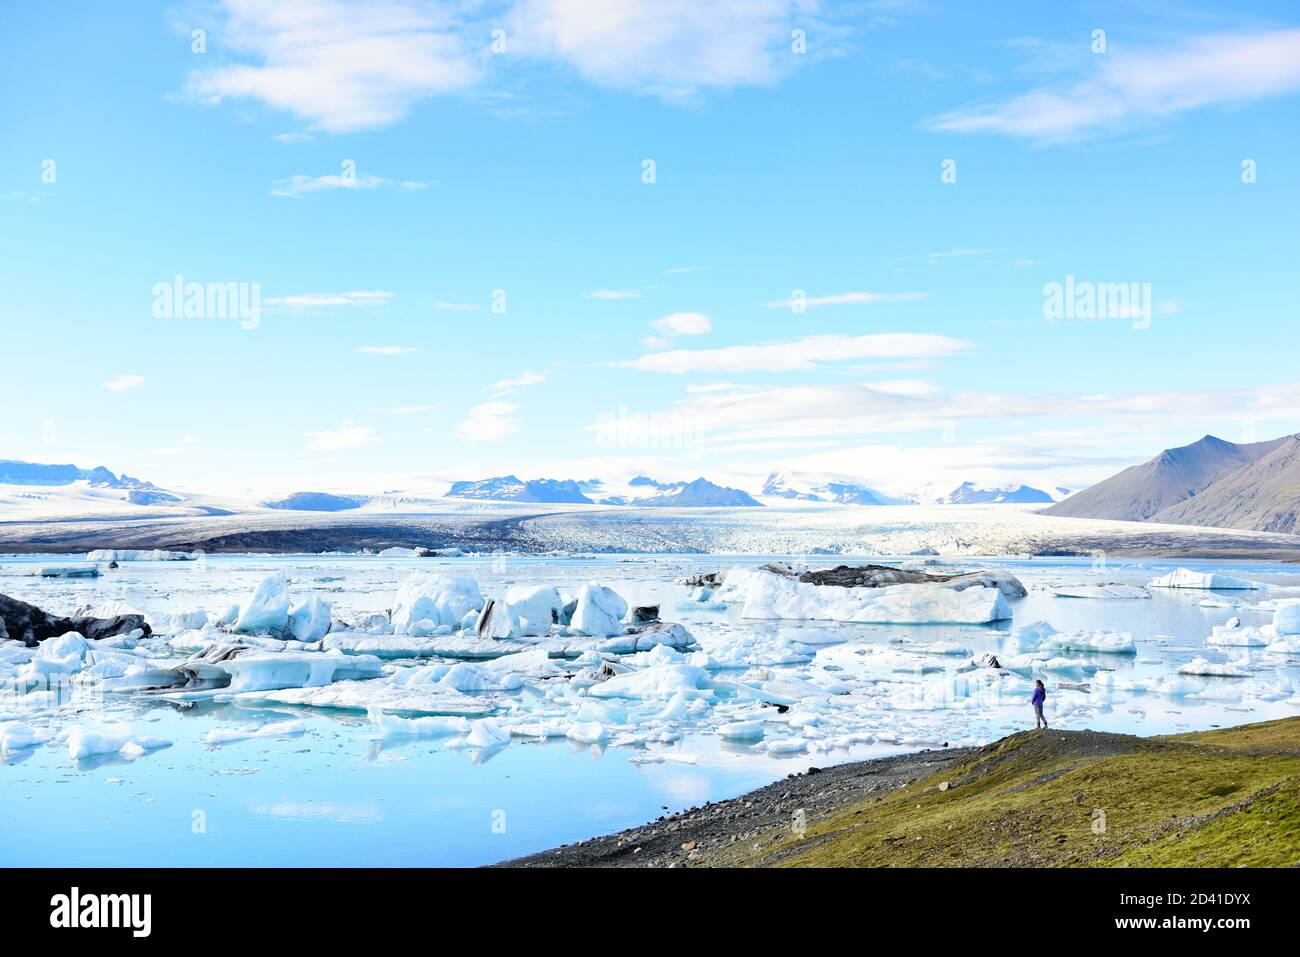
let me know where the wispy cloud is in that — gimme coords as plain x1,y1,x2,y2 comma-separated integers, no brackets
270,172,428,197
625,333,973,374
456,400,520,442
306,420,379,451
359,345,420,355
104,375,144,392
762,291,929,309
491,372,546,394
379,404,439,415
584,289,641,300
186,1,482,133
433,300,482,312
650,312,711,336
929,29,1300,142
265,291,394,311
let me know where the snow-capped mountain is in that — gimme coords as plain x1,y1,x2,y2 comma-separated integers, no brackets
263,492,363,512
627,477,762,507
446,475,594,504
761,471,909,506
942,482,1054,505
0,459,158,491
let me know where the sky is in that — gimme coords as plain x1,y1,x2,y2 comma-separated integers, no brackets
2,0,1299,500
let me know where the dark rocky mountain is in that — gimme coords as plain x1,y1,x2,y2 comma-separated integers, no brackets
1046,434,1289,522
1151,435,1300,533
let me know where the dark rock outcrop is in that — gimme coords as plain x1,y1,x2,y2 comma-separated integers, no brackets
0,593,151,647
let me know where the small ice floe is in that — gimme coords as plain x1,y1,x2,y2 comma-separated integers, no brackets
206,720,307,746
570,584,628,637
369,707,470,737
233,571,293,634
0,721,47,752
1148,568,1266,591
237,678,496,717
1274,601,1300,636
718,720,766,742
1038,629,1137,655
64,723,171,761
1052,584,1150,600
1178,657,1249,678
450,718,511,750
33,564,100,579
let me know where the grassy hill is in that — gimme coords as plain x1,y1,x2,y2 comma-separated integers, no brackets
759,718,1300,868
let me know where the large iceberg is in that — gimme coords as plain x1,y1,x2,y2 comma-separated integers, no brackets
391,573,484,635
730,570,1012,624
570,584,629,637
233,571,291,634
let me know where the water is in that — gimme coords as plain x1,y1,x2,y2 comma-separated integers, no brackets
2,553,1298,866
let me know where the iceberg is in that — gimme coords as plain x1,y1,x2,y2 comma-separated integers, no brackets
1148,568,1265,590
65,723,171,760
504,584,563,636
287,596,332,643
233,571,291,634
1178,657,1249,677
206,720,307,746
391,573,484,635
1039,630,1137,655
1052,584,1150,599
734,570,1011,624
570,584,629,637
1274,602,1300,636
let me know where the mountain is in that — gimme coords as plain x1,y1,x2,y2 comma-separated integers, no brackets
1150,436,1300,533
446,475,593,504
631,478,762,507
0,459,156,490
944,482,1054,505
1046,434,1288,521
761,471,904,505
263,491,362,512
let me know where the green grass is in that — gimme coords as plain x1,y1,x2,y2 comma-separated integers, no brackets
751,718,1300,868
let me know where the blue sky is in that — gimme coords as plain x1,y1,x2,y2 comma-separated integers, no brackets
2,0,1299,498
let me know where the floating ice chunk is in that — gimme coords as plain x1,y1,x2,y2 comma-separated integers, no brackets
781,627,846,646
367,707,469,737
766,738,807,755
718,720,765,741
504,585,563,636
36,632,91,673
570,584,629,637
475,598,520,639
1266,634,1300,654
433,662,522,693
215,650,383,693
0,722,44,751
594,621,696,654
35,565,100,578
86,548,197,561
391,573,484,635
1039,630,1136,655
287,596,332,643
233,571,291,634
1148,568,1265,590
701,634,815,669
1178,657,1249,677
66,723,171,760
567,721,607,743
1207,623,1270,647
206,720,306,745
460,719,510,749
1274,602,1300,636
1052,584,1151,599
237,679,495,717
910,640,972,656
589,664,712,700
735,571,1011,624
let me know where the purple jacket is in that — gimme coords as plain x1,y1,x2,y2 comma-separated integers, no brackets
1031,686,1046,707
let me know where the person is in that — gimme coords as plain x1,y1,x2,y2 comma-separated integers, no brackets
1031,679,1048,729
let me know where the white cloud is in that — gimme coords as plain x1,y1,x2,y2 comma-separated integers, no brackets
864,378,942,397
306,420,379,451
456,400,520,442
265,290,393,310
762,291,929,309
104,375,144,392
584,289,641,300
359,345,420,355
929,30,1300,141
625,333,973,374
491,372,546,393
649,311,712,337
187,0,483,133
506,0,806,99
433,300,482,312
270,172,427,197
380,404,439,414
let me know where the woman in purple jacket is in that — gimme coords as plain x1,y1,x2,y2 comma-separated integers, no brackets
1031,680,1048,729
